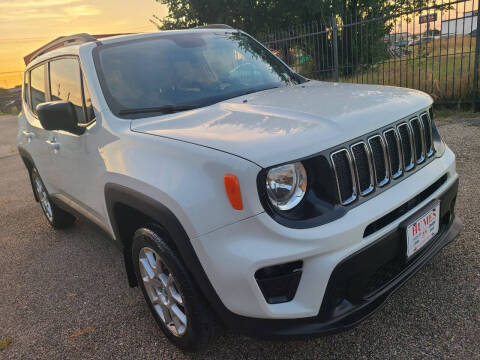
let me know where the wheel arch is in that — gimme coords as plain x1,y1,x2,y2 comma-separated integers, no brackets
18,147,39,202
103,183,224,317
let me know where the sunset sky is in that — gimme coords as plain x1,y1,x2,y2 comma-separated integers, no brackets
0,0,167,88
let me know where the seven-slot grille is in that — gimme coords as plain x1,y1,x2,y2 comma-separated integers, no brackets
330,112,435,205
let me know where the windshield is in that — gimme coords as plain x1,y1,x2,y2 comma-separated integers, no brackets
94,32,303,117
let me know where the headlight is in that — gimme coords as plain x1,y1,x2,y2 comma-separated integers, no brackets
266,162,307,211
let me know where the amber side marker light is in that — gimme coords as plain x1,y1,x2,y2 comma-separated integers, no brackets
224,174,243,210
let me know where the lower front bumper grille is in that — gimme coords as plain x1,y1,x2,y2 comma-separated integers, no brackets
364,174,448,237
318,177,459,321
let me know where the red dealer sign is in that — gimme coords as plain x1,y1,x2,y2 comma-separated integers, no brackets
419,13,437,24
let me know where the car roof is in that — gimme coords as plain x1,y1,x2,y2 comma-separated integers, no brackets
24,27,238,70
98,28,237,45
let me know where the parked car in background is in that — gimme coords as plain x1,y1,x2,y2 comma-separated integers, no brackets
411,35,440,46
17,26,462,351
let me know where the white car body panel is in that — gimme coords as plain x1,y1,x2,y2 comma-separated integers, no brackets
131,80,432,167
99,127,263,238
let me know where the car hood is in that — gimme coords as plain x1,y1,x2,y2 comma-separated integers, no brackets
130,80,432,167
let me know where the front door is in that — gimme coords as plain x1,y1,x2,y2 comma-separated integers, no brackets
45,57,106,224
23,63,55,192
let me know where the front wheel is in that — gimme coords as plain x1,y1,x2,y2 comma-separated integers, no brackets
31,167,75,228
132,226,216,352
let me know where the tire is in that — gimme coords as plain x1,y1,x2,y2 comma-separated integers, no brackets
132,226,216,352
30,167,76,228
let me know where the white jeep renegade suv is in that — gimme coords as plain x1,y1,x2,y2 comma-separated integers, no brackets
17,27,462,351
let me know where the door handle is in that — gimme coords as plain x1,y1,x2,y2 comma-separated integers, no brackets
46,140,60,152
22,130,35,141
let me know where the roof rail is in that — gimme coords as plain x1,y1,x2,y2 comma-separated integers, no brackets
195,24,234,29
24,33,96,66
24,33,134,66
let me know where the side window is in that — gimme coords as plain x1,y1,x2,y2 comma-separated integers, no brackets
23,71,30,106
30,65,46,114
82,75,95,122
49,58,85,123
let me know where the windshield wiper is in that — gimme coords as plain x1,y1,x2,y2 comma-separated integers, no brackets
118,104,199,116
239,85,282,97
118,86,283,116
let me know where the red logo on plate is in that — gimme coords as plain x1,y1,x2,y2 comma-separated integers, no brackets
411,211,436,236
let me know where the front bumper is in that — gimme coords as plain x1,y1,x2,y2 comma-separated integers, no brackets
248,198,462,338
192,148,461,336
235,215,461,338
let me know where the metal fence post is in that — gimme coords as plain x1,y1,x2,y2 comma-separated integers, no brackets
332,14,339,82
473,7,480,112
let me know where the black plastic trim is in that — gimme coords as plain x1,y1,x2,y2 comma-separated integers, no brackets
255,261,303,304
363,173,448,237
17,147,39,202
49,194,116,247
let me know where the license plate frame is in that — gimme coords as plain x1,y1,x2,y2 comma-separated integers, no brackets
403,200,441,259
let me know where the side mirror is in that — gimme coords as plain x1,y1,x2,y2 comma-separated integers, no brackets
37,101,85,135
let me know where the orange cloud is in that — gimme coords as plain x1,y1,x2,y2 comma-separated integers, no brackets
0,0,166,88
0,0,80,8
0,0,100,21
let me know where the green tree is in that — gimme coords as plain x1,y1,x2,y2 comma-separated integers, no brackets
152,0,440,34
151,0,448,78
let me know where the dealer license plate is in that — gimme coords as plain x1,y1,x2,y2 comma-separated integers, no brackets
406,201,440,258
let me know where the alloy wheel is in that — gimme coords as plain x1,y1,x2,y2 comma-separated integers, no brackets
33,172,53,223
139,247,187,336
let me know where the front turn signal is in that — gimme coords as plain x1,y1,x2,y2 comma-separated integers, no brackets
224,174,243,210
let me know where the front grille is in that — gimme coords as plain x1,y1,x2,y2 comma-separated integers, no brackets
329,111,435,206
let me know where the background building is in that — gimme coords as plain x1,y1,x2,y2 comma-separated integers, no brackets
441,10,478,36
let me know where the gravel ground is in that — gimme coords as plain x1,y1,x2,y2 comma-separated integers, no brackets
0,114,479,359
